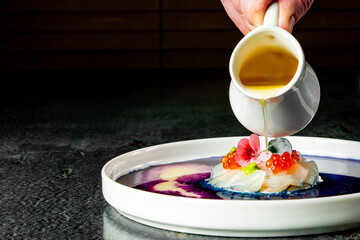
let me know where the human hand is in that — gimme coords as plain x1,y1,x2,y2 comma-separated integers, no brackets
220,0,314,35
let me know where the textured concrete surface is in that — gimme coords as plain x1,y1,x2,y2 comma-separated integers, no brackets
1,68,359,239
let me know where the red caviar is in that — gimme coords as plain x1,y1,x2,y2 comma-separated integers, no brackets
291,150,300,161
266,151,296,174
222,150,241,169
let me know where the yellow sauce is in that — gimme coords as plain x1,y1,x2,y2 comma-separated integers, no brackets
240,45,298,99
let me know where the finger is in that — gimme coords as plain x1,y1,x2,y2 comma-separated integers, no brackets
221,0,276,35
220,0,250,34
278,0,314,33
251,0,274,27
240,0,273,34
278,0,297,32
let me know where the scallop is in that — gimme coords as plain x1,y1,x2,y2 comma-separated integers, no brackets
208,164,265,192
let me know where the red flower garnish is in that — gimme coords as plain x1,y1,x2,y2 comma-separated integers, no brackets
235,134,270,167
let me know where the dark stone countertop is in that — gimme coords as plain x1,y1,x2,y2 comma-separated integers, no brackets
1,67,359,239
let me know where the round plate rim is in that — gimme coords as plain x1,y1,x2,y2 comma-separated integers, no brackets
101,136,360,237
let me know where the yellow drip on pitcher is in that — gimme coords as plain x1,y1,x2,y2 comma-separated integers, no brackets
243,85,287,100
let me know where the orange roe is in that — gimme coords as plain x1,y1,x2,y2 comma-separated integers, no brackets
222,150,241,169
266,151,296,174
291,150,300,161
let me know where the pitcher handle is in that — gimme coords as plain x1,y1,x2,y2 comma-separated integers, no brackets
263,2,279,26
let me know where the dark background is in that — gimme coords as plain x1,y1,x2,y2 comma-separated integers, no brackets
1,0,359,91
1,1,360,239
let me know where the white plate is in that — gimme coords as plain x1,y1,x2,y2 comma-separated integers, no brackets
101,136,360,237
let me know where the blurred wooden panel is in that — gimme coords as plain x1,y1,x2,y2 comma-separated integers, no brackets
0,12,159,32
163,12,234,30
0,32,159,51
2,0,359,12
1,0,159,12
163,31,241,50
163,11,360,31
3,29,357,56
296,12,360,30
0,0,359,71
163,50,230,68
164,30,360,50
311,0,360,10
163,0,223,10
294,30,360,48
162,0,360,11
305,49,360,67
0,52,160,70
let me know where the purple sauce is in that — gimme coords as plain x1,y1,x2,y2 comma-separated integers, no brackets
116,157,360,200
134,172,221,199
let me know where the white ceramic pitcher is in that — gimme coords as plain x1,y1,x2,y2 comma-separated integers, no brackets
229,2,320,137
